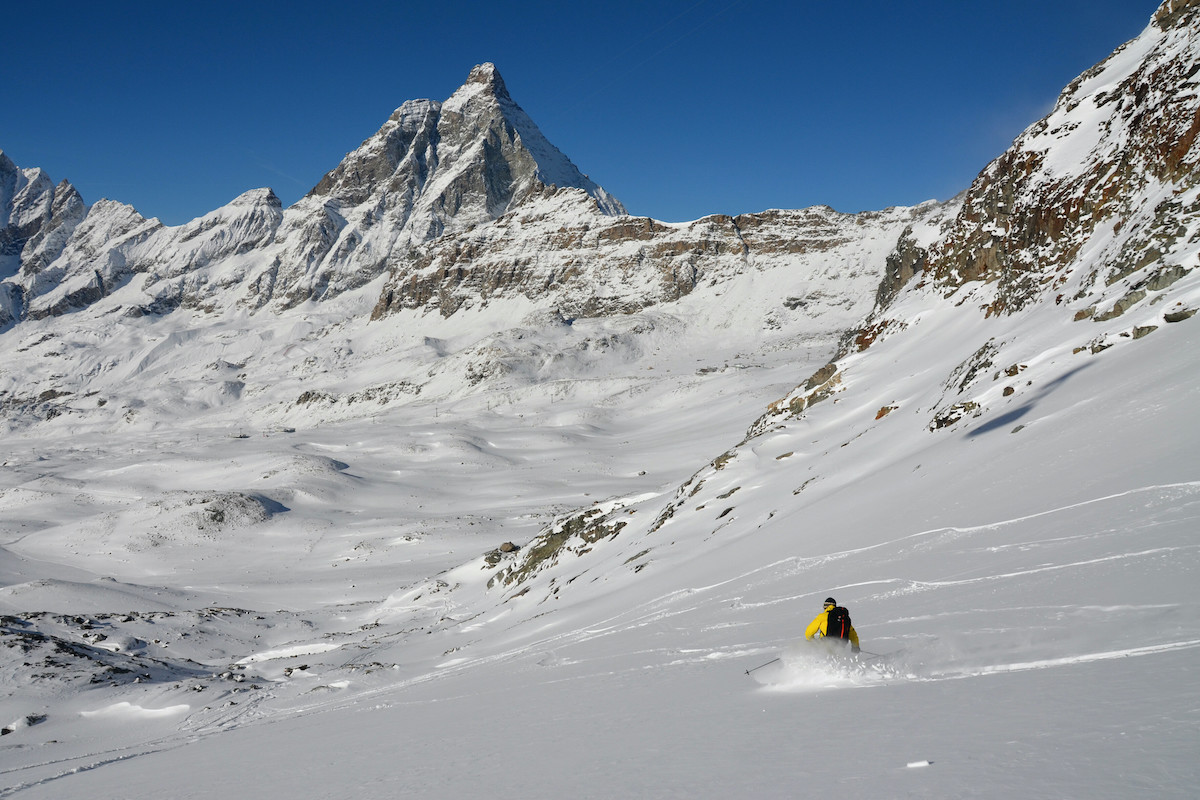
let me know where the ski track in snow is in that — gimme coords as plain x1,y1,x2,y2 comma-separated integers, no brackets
928,638,1200,678
3,476,1195,759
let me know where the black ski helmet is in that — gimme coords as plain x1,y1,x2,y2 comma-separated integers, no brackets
824,597,837,607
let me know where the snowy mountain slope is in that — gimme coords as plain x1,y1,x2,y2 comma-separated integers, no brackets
3,310,1195,799
0,193,933,439
1,4,1199,799
466,0,1200,608
0,61,937,440
0,64,625,325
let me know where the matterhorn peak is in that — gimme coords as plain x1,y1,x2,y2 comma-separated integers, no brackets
247,63,626,306
309,62,623,239
439,63,626,217
442,62,518,119
463,62,511,99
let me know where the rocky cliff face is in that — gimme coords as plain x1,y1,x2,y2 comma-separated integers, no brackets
0,153,88,326
911,0,1200,317
370,192,934,321
747,0,1200,441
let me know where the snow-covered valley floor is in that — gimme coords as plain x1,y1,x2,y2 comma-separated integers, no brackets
1,281,1197,798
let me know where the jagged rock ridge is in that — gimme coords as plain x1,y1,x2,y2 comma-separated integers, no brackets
0,64,628,325
904,0,1200,316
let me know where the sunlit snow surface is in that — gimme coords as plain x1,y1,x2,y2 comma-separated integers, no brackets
4,13,1200,800
1,288,1196,799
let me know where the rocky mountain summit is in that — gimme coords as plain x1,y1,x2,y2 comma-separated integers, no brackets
0,63,629,328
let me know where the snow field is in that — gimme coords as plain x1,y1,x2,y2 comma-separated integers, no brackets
2,249,1198,797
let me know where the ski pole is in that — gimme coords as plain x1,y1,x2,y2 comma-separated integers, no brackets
744,657,780,675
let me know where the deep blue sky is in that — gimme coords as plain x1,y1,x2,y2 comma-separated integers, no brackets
2,1,1162,225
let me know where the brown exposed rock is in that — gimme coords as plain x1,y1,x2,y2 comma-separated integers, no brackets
877,226,927,308
805,363,839,390
1164,306,1197,322
905,9,1200,317
761,364,843,421
371,203,917,321
930,401,982,430
1155,0,1200,30
1000,364,1027,378
852,318,906,352
1095,289,1147,321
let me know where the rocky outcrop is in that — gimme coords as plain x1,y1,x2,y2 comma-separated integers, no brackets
876,225,928,309
913,1,1200,316
370,195,931,320
1155,0,1200,27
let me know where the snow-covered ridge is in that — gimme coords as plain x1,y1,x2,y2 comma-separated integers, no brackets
0,64,628,323
0,65,939,435
917,1,1200,315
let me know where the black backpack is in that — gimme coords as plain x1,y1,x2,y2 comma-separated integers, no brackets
826,606,852,640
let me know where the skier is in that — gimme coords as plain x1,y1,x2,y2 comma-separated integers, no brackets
805,597,860,653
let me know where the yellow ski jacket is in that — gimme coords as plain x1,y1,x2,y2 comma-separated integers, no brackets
805,610,860,647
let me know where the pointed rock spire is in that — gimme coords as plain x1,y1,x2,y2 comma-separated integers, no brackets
285,62,625,305
463,62,511,100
